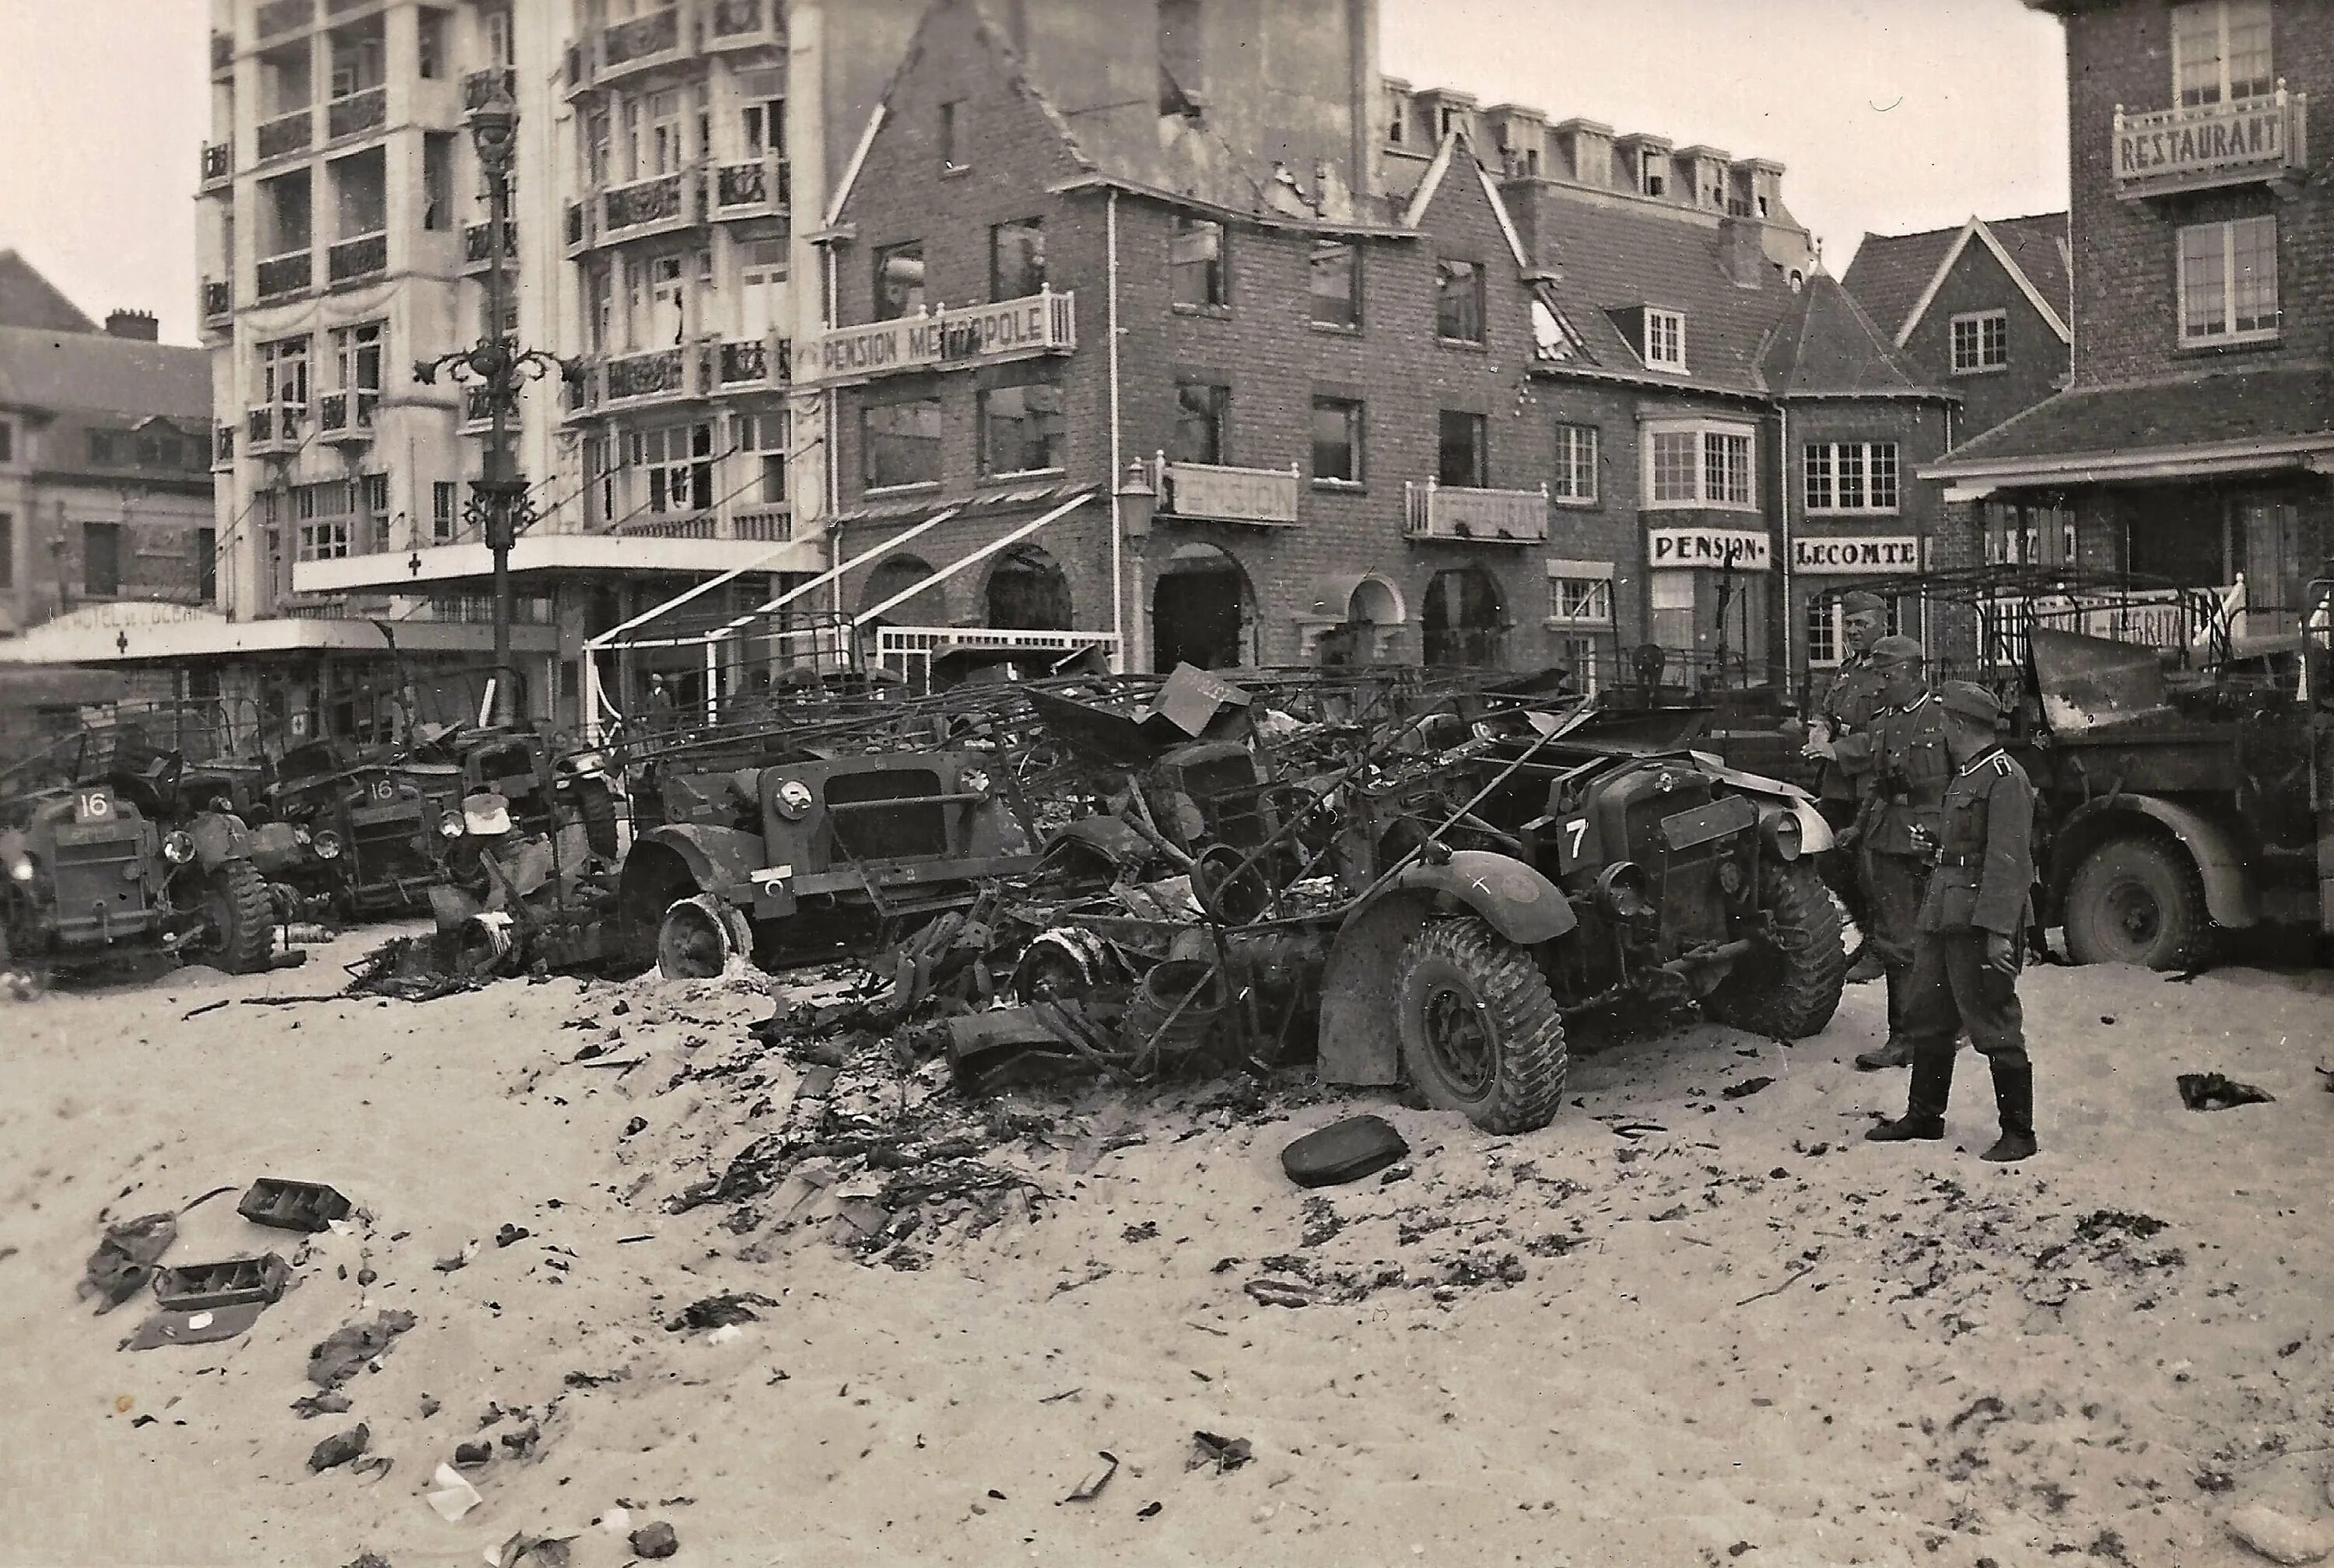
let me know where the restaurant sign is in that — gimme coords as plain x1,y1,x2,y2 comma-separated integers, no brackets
1649,527,1771,570
1793,535,1921,574
2117,100,2289,184
792,289,1075,383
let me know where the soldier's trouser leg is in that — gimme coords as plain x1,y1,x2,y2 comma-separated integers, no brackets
1896,933,1963,1122
1854,851,1932,1068
1940,930,2033,1147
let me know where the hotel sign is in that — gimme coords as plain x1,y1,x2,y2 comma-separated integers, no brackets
1649,527,1771,570
792,289,1076,384
1793,535,1921,574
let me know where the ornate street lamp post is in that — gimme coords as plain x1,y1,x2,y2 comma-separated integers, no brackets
413,75,580,725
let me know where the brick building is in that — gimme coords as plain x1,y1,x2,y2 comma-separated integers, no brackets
1844,212,2073,442
1928,0,2334,663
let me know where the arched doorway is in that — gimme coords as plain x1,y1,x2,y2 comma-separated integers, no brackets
1151,544,1254,670
984,544,1073,629
1311,573,1406,666
860,554,944,625
1422,567,1505,668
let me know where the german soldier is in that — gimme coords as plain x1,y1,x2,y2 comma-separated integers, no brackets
1866,681,2039,1163
1801,590,1890,980
1851,635,1950,1071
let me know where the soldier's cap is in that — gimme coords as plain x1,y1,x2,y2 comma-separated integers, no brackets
1937,681,2003,724
1868,634,1925,665
1840,590,1887,616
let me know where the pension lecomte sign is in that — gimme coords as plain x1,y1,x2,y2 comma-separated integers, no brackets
1649,528,1771,570
1793,535,1922,574
793,289,1077,383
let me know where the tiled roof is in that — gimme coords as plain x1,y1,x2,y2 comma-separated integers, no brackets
0,324,212,419
1839,226,1959,340
1931,366,2334,470
0,250,98,333
1758,272,1946,399
1986,212,2071,319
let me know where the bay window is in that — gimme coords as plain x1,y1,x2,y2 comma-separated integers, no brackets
1645,421,1754,509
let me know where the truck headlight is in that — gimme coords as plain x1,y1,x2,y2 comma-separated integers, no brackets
960,768,991,796
438,811,466,839
1761,809,1803,863
1593,861,1652,921
774,779,814,821
163,831,196,864
312,829,345,861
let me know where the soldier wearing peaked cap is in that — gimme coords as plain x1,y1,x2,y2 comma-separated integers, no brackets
1850,635,1950,1072
1867,681,2041,1163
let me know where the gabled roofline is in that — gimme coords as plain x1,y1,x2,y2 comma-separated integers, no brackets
1400,133,1460,230
1894,215,2072,348
822,103,888,231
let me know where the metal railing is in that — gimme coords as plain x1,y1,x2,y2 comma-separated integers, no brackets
202,279,231,320
603,170,692,234
257,250,313,299
602,5,682,71
327,232,387,284
2113,84,2308,197
462,221,518,265
461,68,517,111
201,142,233,184
326,86,387,141
257,109,314,161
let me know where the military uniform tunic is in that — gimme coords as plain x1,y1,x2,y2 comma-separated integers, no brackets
1861,691,1951,976
1900,745,2037,1069
1814,651,1888,805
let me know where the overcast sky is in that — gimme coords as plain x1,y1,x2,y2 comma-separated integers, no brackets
0,0,2068,347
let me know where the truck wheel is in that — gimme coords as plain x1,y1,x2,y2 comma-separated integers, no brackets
657,893,753,979
1704,859,1847,1039
2063,836,2211,970
1392,915,1567,1134
201,859,277,975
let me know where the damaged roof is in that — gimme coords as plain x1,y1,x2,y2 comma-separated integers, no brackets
1928,366,2334,475
0,324,211,419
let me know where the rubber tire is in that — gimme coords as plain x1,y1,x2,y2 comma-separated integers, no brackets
657,893,752,979
201,859,277,975
2063,835,2211,971
1392,915,1568,1135
1703,859,1848,1039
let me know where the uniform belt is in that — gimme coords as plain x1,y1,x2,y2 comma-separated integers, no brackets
1934,852,1977,868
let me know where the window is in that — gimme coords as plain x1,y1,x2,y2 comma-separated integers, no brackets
1435,258,1484,343
990,219,1046,300
433,480,458,543
259,334,310,408
1309,240,1360,328
196,525,215,601
874,241,925,320
416,9,447,77
1552,422,1598,503
632,422,713,513
83,522,121,596
741,96,785,159
1547,576,1613,624
1950,310,2010,373
2173,0,2272,107
0,421,11,462
1170,215,1226,309
862,398,943,489
1436,410,1487,488
1643,308,1684,370
0,513,12,589
1172,380,1228,465
739,410,789,503
1803,441,1899,513
736,239,787,337
1804,596,1838,667
2179,216,2280,345
1641,152,1666,198
1557,633,1602,695
1646,422,1756,509
980,380,1067,476
1310,396,1362,485
88,430,120,467
481,2,512,68
422,132,454,229
939,100,965,172
293,480,354,560
1649,571,1694,649
330,320,384,422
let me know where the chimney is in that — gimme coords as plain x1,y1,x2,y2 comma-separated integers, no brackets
1718,216,1768,289
105,309,159,341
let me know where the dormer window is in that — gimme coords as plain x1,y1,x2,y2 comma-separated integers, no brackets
1642,156,1665,198
1645,308,1685,370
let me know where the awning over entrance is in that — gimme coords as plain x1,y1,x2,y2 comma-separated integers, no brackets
292,530,825,597
1925,366,2334,495
0,602,554,665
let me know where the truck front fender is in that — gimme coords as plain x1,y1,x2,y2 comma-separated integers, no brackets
187,810,253,871
2052,796,2256,929
631,824,768,904
1318,852,1575,1089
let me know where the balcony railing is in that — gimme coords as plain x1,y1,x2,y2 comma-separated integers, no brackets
1403,480,1549,544
2113,84,2308,200
601,5,683,75
461,385,507,426
713,156,790,215
257,108,314,161
717,335,784,387
257,250,312,299
246,404,305,452
213,424,237,466
1155,459,1302,527
615,513,719,540
256,0,311,39
202,279,231,320
732,506,792,541
709,0,773,41
462,222,519,267
327,232,387,284
602,170,692,235
605,347,689,403
317,389,380,439
201,141,233,185
327,86,387,141
793,288,1078,383
461,67,517,110
563,201,591,252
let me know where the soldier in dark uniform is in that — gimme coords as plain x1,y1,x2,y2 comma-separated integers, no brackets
1866,681,2039,1164
1802,590,1890,981
1852,635,1950,1071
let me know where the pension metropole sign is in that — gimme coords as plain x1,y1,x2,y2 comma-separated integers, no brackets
792,289,1076,384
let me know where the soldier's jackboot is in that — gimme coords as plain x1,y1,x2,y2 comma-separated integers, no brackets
1865,1041,1952,1143
1981,1061,2038,1163
1854,970,1915,1069
1844,947,1887,985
